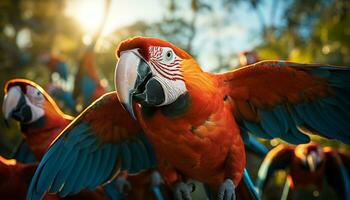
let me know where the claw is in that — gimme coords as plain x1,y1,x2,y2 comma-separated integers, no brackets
149,171,164,188
173,182,193,200
218,179,236,200
150,171,165,200
115,176,132,194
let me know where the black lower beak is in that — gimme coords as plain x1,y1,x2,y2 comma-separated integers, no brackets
134,77,165,106
133,59,165,106
10,94,32,123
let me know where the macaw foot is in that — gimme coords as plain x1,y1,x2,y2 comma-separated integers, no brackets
149,171,164,188
115,176,132,194
218,179,236,200
173,181,195,200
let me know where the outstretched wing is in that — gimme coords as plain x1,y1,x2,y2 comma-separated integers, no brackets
255,145,294,192
324,148,350,200
26,92,156,200
220,60,350,144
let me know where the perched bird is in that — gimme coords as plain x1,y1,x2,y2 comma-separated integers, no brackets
27,37,350,200
73,47,106,109
239,51,259,67
256,143,350,199
2,79,114,200
2,79,74,160
0,156,57,200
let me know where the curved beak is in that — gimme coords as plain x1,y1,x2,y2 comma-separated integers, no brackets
2,86,31,123
3,86,22,120
306,152,318,173
115,50,152,119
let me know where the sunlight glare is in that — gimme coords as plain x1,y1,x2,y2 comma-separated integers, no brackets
65,0,105,35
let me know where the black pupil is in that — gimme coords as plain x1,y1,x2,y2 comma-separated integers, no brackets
167,51,171,58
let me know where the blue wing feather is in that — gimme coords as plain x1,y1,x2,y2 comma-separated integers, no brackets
120,143,132,171
129,141,145,174
272,106,289,134
27,123,155,199
92,147,113,186
243,121,273,139
49,149,79,193
259,109,283,138
235,62,350,145
26,93,157,199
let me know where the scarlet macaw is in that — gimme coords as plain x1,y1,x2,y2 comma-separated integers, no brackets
73,47,106,109
1,79,118,200
27,37,350,200
239,51,259,67
3,79,73,160
2,79,74,160
256,142,350,199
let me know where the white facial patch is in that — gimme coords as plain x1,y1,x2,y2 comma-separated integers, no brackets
148,46,187,106
25,86,45,122
26,86,44,107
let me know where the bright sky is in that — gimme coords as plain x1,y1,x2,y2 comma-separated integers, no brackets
65,0,165,36
65,0,286,70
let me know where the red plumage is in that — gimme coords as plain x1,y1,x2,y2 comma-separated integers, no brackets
0,156,57,200
115,37,348,196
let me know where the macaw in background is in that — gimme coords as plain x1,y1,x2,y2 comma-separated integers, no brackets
239,51,259,67
2,79,74,160
1,79,117,200
46,83,77,115
73,46,106,109
27,37,350,200
0,156,57,200
40,54,69,81
256,142,350,200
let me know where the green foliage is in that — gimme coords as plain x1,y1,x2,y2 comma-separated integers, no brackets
257,0,350,66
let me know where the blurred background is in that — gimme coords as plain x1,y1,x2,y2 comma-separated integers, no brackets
0,0,349,199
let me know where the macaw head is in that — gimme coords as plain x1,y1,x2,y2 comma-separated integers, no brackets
114,37,206,118
239,51,259,66
295,142,324,173
2,79,71,125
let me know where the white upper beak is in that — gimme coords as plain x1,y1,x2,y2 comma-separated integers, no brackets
2,86,22,119
115,50,141,119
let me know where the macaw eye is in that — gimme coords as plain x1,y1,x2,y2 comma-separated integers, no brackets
26,86,44,106
165,50,173,61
